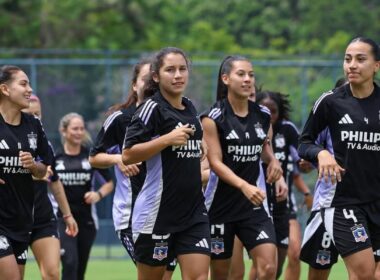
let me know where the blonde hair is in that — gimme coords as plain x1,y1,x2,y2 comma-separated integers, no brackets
58,112,92,147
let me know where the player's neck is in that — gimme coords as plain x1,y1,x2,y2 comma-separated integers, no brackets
228,95,248,117
350,81,374,99
64,142,81,155
0,105,21,125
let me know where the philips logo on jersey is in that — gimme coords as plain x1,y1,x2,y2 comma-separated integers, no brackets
228,145,262,162
58,172,91,186
0,140,9,150
0,156,32,174
341,130,380,151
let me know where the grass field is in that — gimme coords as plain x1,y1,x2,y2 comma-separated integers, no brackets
24,245,348,279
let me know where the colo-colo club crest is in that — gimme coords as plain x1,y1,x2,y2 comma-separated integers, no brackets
27,132,38,150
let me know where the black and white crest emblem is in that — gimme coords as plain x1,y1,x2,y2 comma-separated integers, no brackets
254,123,266,140
27,132,38,150
275,133,285,148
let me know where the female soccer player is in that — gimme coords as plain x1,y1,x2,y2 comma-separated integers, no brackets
56,112,113,280
299,37,380,280
0,65,50,279
122,47,210,280
24,95,78,280
256,90,306,279
90,59,150,261
202,55,283,280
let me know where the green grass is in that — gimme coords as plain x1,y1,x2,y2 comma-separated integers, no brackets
24,246,348,279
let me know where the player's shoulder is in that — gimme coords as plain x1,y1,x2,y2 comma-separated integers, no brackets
281,120,299,133
203,99,227,121
312,90,335,113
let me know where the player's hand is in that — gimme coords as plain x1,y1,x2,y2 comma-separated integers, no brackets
266,158,283,184
40,166,53,182
64,216,79,237
317,150,345,185
275,177,288,202
166,124,194,146
84,191,101,204
117,159,141,177
240,183,266,206
0,178,4,184
304,193,313,210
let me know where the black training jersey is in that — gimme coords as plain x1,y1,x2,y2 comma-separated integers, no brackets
33,142,60,227
202,98,271,223
123,91,207,234
0,113,51,241
55,146,112,224
90,106,146,231
299,83,380,207
268,120,300,215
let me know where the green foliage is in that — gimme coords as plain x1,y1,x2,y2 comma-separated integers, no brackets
1,0,380,55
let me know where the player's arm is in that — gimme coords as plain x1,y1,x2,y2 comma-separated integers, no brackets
260,125,283,183
49,179,78,236
298,100,344,184
19,151,47,179
122,124,194,165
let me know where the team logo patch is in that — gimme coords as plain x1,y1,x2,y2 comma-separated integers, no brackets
81,159,91,170
316,250,331,266
153,243,168,261
211,238,224,255
27,132,38,150
254,123,266,140
274,133,285,148
0,235,10,250
351,224,368,243
55,160,65,170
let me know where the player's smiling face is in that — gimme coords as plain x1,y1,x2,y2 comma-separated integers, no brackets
64,117,85,146
223,60,254,99
154,53,189,97
344,41,380,86
1,70,33,109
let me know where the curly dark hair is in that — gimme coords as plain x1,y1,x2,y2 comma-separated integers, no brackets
256,90,291,121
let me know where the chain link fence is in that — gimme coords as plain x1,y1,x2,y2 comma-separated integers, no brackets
0,54,342,258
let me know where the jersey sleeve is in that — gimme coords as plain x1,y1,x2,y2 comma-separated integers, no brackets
123,99,161,149
90,111,124,156
285,121,301,162
35,117,52,166
92,168,113,185
47,142,59,182
298,91,332,162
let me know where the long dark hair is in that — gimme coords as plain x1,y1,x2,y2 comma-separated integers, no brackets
142,47,190,100
107,58,151,114
216,55,251,101
256,90,291,121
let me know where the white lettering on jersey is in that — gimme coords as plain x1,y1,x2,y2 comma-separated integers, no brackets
58,172,91,185
227,145,262,162
0,156,32,174
341,131,380,151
